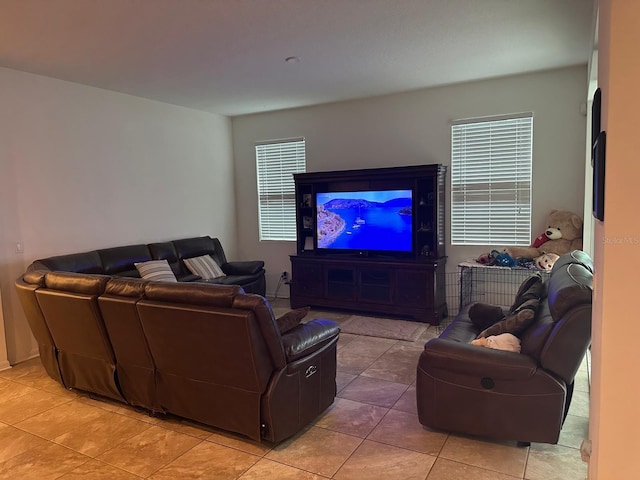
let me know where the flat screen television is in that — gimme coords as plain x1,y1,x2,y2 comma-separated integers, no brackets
315,189,413,255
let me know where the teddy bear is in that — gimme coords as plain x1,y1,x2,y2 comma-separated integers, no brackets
505,210,583,260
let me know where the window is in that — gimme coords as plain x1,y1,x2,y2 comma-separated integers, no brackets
451,113,533,245
255,138,306,241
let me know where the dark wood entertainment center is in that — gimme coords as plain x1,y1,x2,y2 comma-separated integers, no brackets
289,164,448,324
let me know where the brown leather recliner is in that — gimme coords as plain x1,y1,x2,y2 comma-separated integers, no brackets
34,271,126,402
416,250,592,444
98,277,162,412
14,270,64,384
136,282,339,443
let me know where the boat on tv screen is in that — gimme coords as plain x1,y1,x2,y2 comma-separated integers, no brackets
316,190,412,252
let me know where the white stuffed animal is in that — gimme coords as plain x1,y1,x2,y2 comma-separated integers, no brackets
471,333,521,353
535,252,559,272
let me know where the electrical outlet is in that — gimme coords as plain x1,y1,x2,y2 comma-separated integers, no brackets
280,271,289,281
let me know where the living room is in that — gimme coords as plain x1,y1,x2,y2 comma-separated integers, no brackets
0,1,638,479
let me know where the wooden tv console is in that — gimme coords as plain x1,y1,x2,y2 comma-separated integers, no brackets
289,164,448,324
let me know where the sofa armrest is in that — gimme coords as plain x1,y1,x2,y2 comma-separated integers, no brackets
222,261,265,276
420,338,537,381
281,319,340,362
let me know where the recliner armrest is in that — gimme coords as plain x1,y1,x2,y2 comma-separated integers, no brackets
222,261,265,276
420,338,537,381
281,319,340,362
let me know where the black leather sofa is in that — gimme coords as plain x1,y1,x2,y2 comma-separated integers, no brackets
27,236,266,295
416,250,592,445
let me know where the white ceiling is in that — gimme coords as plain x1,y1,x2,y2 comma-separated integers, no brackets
0,0,594,116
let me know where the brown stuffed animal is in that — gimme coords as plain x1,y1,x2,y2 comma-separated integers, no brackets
506,210,583,260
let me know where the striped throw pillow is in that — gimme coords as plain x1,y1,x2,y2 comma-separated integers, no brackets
183,255,226,280
134,259,177,282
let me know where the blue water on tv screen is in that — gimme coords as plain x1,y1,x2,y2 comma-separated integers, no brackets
316,189,413,252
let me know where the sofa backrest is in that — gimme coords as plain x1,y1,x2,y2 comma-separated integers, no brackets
231,294,287,368
550,249,594,274
28,236,231,281
33,250,104,274
520,251,592,384
35,271,125,402
148,241,186,277
97,244,151,277
149,236,229,280
14,270,64,384
138,283,282,390
173,236,228,267
99,277,160,411
136,281,281,439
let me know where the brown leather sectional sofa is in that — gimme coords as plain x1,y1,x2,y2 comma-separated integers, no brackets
15,238,340,444
416,250,592,445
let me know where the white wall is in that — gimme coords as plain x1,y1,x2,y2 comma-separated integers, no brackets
0,289,9,370
589,0,640,477
232,66,588,296
0,67,235,364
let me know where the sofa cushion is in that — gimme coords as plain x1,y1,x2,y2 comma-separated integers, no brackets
184,255,225,280
468,303,505,331
176,273,202,282
478,298,539,338
437,304,479,343
223,261,265,276
215,274,261,285
135,260,177,283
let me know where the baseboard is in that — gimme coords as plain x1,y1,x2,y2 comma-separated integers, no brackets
266,291,290,301
7,350,40,368
0,360,12,371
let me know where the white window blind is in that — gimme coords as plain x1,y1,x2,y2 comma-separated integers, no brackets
255,138,306,241
451,113,533,245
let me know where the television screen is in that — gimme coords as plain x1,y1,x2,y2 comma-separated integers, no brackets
316,189,413,252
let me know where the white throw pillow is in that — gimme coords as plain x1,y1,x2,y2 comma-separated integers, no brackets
134,259,177,282
184,254,226,280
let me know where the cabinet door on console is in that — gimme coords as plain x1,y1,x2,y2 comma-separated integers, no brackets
292,261,323,297
358,268,393,304
326,267,356,301
395,269,433,308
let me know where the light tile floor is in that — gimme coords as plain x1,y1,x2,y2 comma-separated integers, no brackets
0,301,589,479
